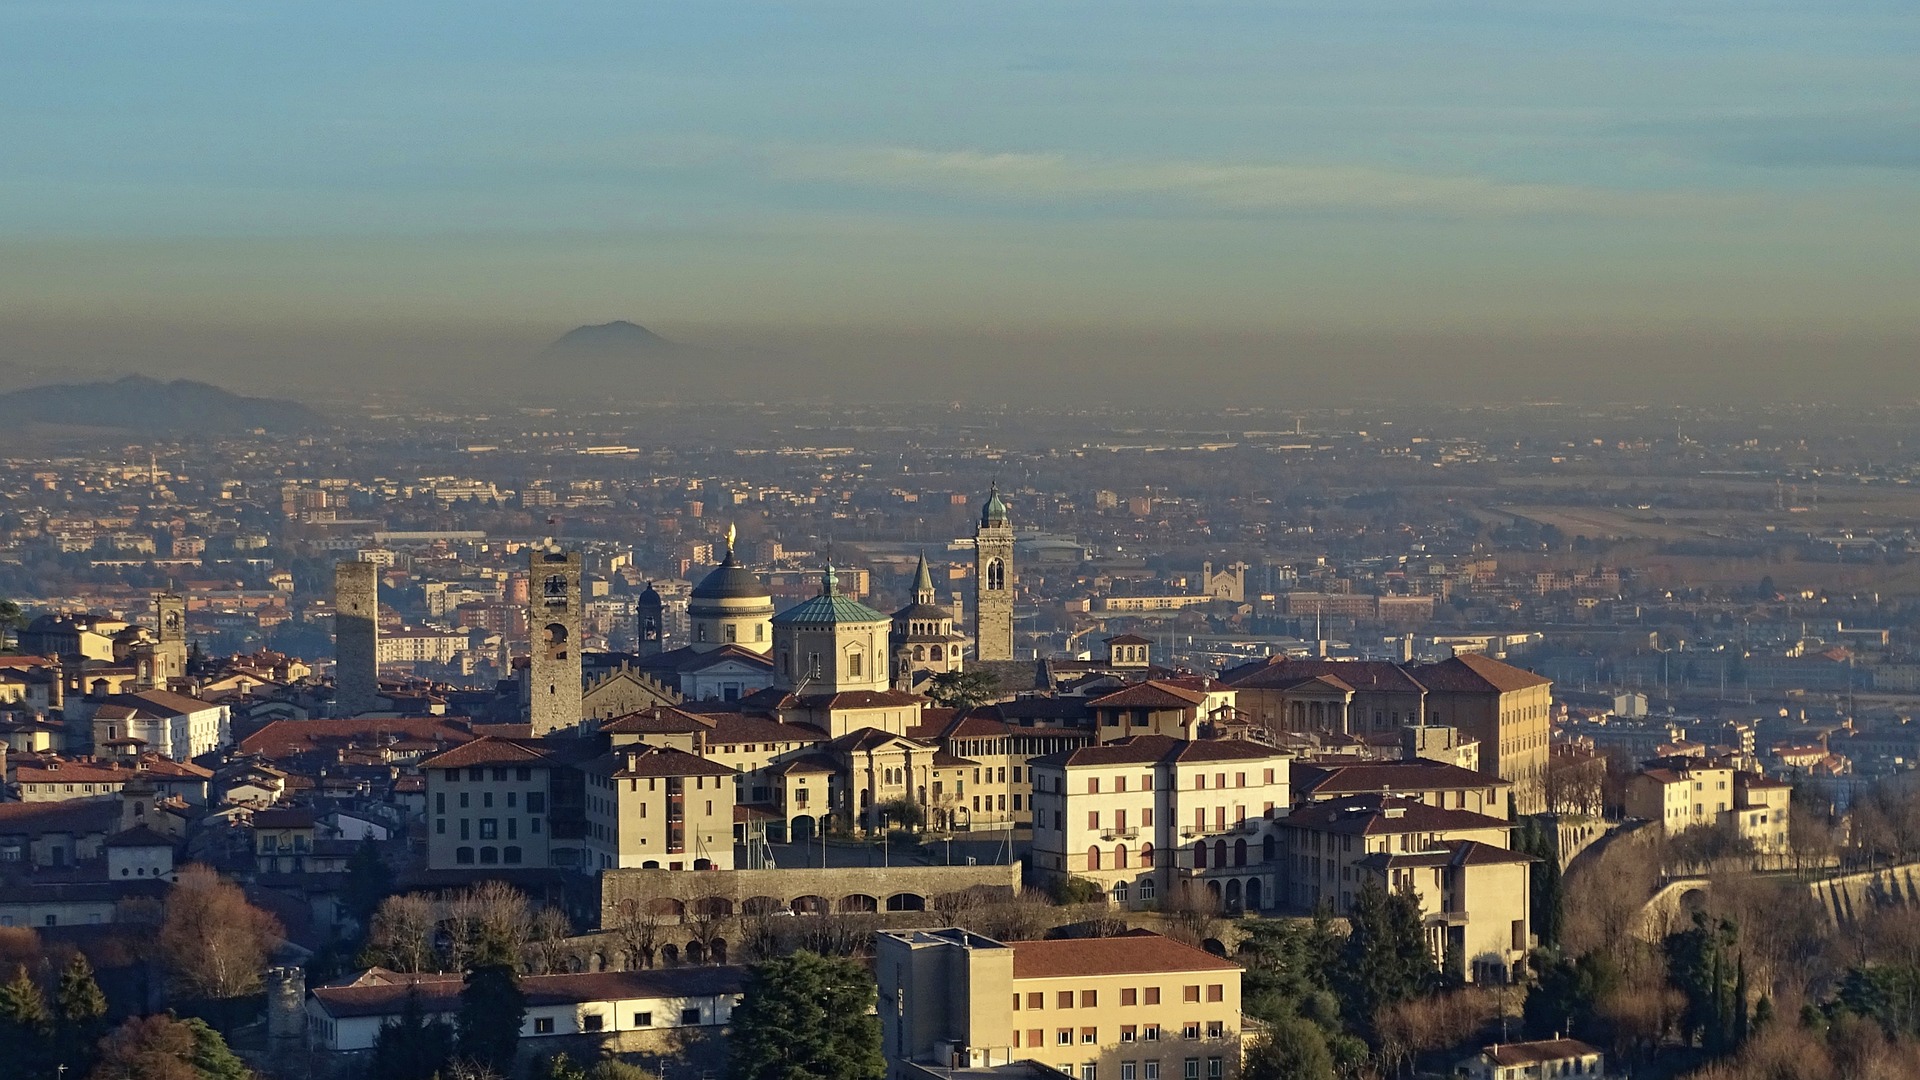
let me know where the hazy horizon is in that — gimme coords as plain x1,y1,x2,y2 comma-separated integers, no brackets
3,2,1916,407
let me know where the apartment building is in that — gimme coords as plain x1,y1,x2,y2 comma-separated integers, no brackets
1030,735,1291,912
876,927,1243,1080
87,689,231,761
581,743,737,870
1359,840,1533,984
1626,763,1791,854
12,756,210,805
1413,655,1554,814
420,737,571,870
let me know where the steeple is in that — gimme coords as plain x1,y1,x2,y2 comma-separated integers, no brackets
912,552,936,606
823,562,839,597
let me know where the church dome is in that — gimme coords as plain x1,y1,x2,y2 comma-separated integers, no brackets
690,554,768,602
981,483,1009,526
773,565,887,626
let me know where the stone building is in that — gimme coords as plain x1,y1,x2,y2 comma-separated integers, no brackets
332,561,380,717
529,548,585,736
891,554,965,691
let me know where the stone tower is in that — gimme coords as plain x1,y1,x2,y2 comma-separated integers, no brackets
332,561,380,717
636,582,664,658
528,547,584,736
152,591,188,688
973,483,1015,662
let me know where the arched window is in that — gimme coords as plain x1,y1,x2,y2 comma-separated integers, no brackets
1087,846,1102,871
1112,881,1130,907
456,847,474,864
1234,839,1248,867
1140,842,1154,867
913,646,926,662
1214,839,1228,868
1193,841,1207,869
1115,844,1129,869
930,645,943,661
543,574,568,597
986,558,1005,591
543,622,568,660
1262,834,1277,863
479,846,498,864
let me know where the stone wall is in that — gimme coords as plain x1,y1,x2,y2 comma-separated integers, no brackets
597,860,1022,927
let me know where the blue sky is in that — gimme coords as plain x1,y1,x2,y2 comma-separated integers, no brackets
1,2,1916,397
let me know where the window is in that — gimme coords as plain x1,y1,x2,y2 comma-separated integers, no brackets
1206,1022,1224,1039
1183,985,1201,1003
1206,1058,1222,1079
1082,990,1098,1008
534,1017,554,1034
1184,1060,1199,1080
582,1014,604,1032
1144,1024,1160,1041
1206,984,1224,1003
436,819,445,835
1184,1023,1201,1040
1121,988,1137,1007
634,1012,652,1027
528,792,546,813
1145,1064,1159,1080
480,819,498,840
1144,987,1161,1005
1123,1065,1136,1080
1029,993,1045,1010
1081,1027,1097,1044
456,846,474,864
459,792,470,809
681,1008,701,1024
1121,1025,1137,1042
1082,1066,1097,1080
1058,1029,1073,1046
435,793,445,813
1028,1030,1043,1049
1059,991,1074,1009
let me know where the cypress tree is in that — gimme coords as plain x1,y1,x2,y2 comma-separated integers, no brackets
0,963,51,1077
55,952,109,1073
456,963,525,1075
1733,956,1750,1049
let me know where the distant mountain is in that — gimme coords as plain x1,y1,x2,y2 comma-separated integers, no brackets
0,375,322,433
545,320,675,352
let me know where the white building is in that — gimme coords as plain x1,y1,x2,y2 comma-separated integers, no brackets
88,690,231,761
306,966,745,1052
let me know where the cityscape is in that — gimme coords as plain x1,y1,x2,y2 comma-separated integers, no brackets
4,4,1920,1080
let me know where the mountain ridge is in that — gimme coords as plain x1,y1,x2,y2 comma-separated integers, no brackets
0,375,322,433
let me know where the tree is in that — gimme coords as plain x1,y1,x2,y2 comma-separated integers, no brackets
610,897,661,970
369,984,454,1080
56,951,110,1074
445,881,531,970
90,1013,251,1080
1244,1015,1334,1080
366,893,441,973
924,669,999,710
528,906,575,975
159,865,285,1000
729,951,885,1080
1339,878,1433,1038
0,962,52,1078
342,840,396,933
1665,911,1741,1053
455,962,526,1076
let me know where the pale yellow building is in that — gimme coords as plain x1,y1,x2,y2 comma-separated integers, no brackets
581,743,737,871
876,927,1243,1080
1030,735,1291,912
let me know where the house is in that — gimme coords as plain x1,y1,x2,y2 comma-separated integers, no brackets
1279,793,1514,915
86,689,232,761
1454,1038,1609,1080
876,928,1243,1080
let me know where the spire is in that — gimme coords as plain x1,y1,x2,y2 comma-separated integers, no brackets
912,551,935,604
823,562,839,597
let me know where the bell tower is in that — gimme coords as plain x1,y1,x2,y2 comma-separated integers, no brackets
973,483,1015,661
151,591,188,689
528,548,584,736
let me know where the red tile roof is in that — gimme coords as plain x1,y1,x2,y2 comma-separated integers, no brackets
1012,930,1240,980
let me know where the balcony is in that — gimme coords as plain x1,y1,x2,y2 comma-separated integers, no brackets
1099,828,1140,841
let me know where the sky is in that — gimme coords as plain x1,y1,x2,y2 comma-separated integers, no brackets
1,1,1917,404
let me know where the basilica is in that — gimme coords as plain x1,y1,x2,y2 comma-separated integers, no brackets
496,486,1049,850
